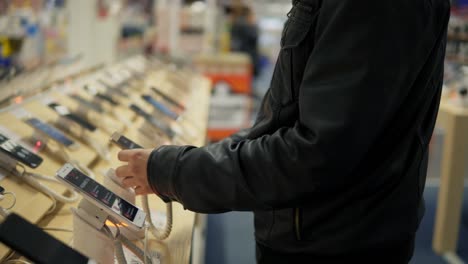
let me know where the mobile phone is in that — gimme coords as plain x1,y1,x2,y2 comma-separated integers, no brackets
95,93,119,106
0,213,92,264
141,94,179,120
23,117,78,149
69,94,104,113
110,132,143,150
83,85,119,106
151,86,185,111
0,133,43,168
129,104,175,138
56,163,146,230
97,79,129,97
48,102,97,132
102,72,131,88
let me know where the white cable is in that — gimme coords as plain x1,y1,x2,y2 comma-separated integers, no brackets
102,224,127,264
142,196,172,240
43,191,57,215
144,225,149,264
107,217,153,264
41,227,73,233
1,192,17,210
22,172,79,204
119,235,153,264
0,164,58,213
0,207,9,218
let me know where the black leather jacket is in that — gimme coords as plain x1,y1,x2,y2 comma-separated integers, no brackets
148,0,450,255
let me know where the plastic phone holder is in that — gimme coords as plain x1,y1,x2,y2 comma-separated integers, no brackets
72,200,114,264
75,104,91,121
29,130,49,152
102,168,145,240
0,152,19,176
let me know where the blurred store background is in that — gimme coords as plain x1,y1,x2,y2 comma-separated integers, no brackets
0,0,468,264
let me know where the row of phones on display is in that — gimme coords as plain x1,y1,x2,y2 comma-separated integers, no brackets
0,115,81,168
47,98,176,140
0,75,188,169
0,95,180,170
0,132,43,168
1,125,147,231
55,133,146,230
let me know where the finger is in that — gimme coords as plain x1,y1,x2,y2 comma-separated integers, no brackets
134,186,144,195
134,186,152,196
121,176,138,189
117,149,135,162
114,165,132,178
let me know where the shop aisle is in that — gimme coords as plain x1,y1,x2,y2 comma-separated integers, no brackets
204,185,468,264
204,62,468,264
205,212,256,264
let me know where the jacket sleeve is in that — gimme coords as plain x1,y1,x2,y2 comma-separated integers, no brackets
147,0,446,213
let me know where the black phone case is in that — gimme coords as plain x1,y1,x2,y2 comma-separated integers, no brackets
0,213,90,264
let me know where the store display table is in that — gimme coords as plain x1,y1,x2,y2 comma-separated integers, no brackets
433,101,468,257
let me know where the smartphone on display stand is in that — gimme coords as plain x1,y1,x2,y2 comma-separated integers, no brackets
56,163,146,231
48,102,97,132
23,117,79,150
141,94,179,120
110,132,143,150
0,213,92,264
0,132,43,168
83,85,120,106
95,93,120,106
97,79,129,97
129,104,175,139
69,94,104,113
151,86,186,111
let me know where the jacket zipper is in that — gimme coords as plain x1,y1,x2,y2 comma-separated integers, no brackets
294,208,302,240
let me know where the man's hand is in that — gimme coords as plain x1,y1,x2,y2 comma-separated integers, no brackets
115,149,154,195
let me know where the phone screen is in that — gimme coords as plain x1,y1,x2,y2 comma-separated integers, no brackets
151,86,185,111
114,134,143,150
69,94,104,113
96,93,119,106
0,133,43,168
63,168,139,222
24,118,75,147
129,104,175,138
142,94,179,120
48,103,97,132
0,213,91,264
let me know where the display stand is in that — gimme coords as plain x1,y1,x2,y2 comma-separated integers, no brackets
0,98,97,260
0,58,211,264
433,101,468,262
72,199,115,264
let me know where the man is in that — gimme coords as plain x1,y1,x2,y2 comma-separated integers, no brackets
116,0,450,263
229,5,260,76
